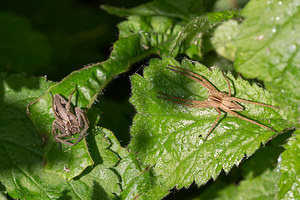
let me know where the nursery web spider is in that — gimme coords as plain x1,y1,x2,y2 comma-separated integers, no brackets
158,65,279,141
51,84,89,146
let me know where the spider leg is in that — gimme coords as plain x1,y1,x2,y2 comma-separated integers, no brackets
52,120,76,147
202,108,222,141
230,97,280,109
157,92,212,108
63,132,89,142
167,65,218,92
55,137,77,146
52,120,67,138
56,108,90,146
66,84,77,111
52,127,84,146
61,136,85,145
75,107,89,126
64,128,89,146
75,107,90,137
221,72,232,96
50,91,55,110
65,138,82,146
55,131,88,146
50,91,61,120
54,127,79,146
62,130,89,146
225,108,277,132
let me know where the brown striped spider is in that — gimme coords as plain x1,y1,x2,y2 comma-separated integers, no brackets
51,85,89,146
158,65,279,141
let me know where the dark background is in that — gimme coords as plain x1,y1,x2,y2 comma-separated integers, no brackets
0,0,150,80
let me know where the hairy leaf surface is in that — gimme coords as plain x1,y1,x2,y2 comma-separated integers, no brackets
117,15,182,57
27,13,183,179
106,8,239,61
0,74,64,199
0,74,121,199
169,10,240,60
0,82,152,200
129,57,288,190
109,127,170,200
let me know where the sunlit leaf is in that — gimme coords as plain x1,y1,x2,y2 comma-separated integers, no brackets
234,0,300,126
0,74,65,199
109,127,170,200
169,10,240,59
212,169,279,200
116,15,182,57
129,57,288,190
0,80,141,200
212,20,239,61
27,13,183,179
277,129,300,200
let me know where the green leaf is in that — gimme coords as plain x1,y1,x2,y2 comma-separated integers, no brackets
0,73,66,200
240,134,287,178
211,20,239,61
109,127,170,199
235,169,279,200
193,170,279,200
0,80,137,200
234,0,300,126
102,0,217,21
211,185,236,200
27,64,107,180
117,15,182,57
0,12,51,75
192,182,236,200
169,10,240,59
15,71,167,199
118,167,169,200
109,10,239,63
27,13,182,179
66,126,168,200
277,129,300,200
129,57,288,190
66,127,121,200
104,7,239,62
192,138,286,200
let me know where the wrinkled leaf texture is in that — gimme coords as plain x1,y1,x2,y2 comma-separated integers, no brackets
130,57,288,190
0,76,161,199
27,12,181,180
